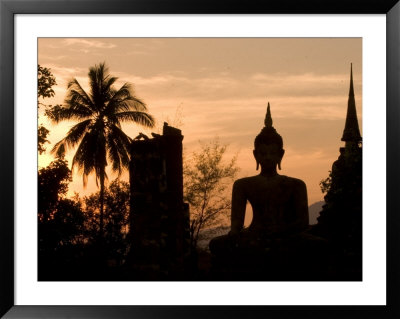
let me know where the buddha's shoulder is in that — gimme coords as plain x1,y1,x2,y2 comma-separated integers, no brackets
280,175,307,189
234,175,306,188
233,176,258,188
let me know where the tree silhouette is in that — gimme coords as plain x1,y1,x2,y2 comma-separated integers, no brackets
319,171,332,195
38,157,72,222
38,65,56,99
184,139,239,250
83,180,130,265
38,65,57,154
47,62,154,237
38,158,87,280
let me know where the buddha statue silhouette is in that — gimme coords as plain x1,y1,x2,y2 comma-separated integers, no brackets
209,103,315,276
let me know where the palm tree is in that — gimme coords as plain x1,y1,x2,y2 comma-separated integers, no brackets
49,62,154,238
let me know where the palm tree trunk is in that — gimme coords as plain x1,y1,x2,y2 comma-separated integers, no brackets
99,168,105,238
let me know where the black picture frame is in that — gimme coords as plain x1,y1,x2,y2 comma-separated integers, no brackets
1,0,399,318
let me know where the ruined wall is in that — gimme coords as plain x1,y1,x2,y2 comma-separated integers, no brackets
127,123,190,279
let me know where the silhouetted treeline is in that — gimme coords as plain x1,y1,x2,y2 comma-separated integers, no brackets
38,158,130,280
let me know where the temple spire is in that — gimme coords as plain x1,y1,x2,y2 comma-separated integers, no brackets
341,63,362,144
264,102,273,127
349,63,354,97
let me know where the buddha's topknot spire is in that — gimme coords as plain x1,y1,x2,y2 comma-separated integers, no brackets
255,101,283,150
264,102,273,127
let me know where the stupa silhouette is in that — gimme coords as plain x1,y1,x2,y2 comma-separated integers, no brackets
314,64,362,278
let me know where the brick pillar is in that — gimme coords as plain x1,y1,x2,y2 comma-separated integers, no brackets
126,123,190,279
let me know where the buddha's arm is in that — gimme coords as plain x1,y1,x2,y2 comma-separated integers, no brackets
288,180,309,233
230,180,247,235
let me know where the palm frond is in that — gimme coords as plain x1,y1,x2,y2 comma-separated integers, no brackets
62,119,92,148
71,134,95,187
67,78,95,111
102,76,118,96
50,139,66,158
105,82,148,114
106,125,132,174
65,90,93,109
71,129,105,186
46,104,92,124
88,62,112,110
108,124,133,147
106,135,124,176
114,111,155,128
123,95,148,112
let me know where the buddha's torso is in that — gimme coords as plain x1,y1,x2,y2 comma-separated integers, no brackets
235,174,305,235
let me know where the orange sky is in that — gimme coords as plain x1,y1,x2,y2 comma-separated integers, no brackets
38,38,362,213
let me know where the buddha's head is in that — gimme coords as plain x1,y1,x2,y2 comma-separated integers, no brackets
253,103,285,172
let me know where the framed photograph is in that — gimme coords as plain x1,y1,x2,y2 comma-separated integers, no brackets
1,0,400,318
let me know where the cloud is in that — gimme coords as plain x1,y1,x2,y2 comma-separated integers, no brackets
39,54,68,61
115,70,360,109
40,63,362,124
63,39,116,49
121,40,166,56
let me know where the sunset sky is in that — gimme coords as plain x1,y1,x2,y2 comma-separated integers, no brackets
38,37,362,216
